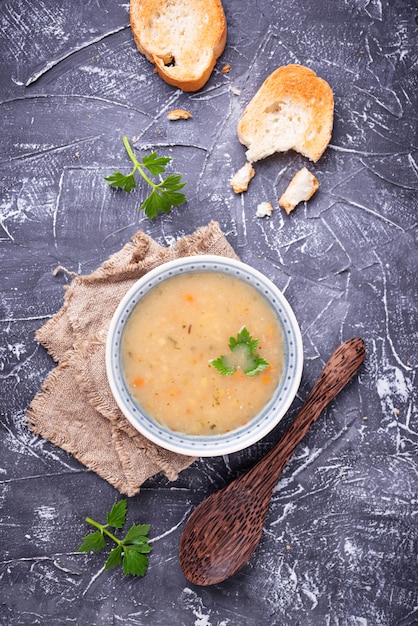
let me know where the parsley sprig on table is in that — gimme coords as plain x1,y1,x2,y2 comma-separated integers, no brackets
105,135,186,220
210,326,270,377
77,499,152,577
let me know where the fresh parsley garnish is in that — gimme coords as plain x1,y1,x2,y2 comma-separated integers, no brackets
210,326,270,377
210,356,236,376
77,499,152,577
105,135,186,220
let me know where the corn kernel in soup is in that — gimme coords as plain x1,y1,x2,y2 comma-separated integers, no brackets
121,271,284,436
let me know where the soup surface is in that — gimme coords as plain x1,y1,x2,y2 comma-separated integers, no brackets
121,271,284,435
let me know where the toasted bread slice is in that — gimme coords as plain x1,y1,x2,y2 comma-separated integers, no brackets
130,0,227,92
237,65,334,162
278,167,319,214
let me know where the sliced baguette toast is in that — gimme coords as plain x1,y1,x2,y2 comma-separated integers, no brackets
237,64,334,162
130,0,227,92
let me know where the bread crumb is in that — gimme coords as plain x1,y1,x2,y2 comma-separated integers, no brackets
221,63,231,74
230,162,255,193
167,109,193,121
256,201,273,218
278,167,319,214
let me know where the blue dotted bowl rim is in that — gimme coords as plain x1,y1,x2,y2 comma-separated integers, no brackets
106,255,303,457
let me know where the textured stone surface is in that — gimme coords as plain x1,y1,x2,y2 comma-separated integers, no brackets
0,0,417,624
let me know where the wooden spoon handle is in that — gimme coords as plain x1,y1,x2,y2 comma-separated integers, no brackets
242,337,366,495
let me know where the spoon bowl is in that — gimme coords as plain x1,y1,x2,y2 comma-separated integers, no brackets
179,337,366,585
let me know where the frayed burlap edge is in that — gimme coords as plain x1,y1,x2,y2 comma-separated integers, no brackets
27,221,238,495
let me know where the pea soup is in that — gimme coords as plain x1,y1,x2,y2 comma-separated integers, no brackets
121,271,284,436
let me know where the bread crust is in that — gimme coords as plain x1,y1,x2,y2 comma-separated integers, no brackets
130,0,227,92
167,109,193,120
237,65,334,162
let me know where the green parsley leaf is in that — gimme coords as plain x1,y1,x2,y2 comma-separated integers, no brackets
77,500,152,577
160,173,185,191
210,355,235,376
106,499,127,529
124,524,151,545
210,326,270,377
77,530,107,553
142,152,171,175
229,326,259,355
104,171,136,192
105,545,123,570
123,547,149,577
105,136,187,220
244,355,270,377
139,190,165,220
126,542,153,554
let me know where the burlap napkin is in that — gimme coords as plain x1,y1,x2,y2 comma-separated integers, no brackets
27,221,239,496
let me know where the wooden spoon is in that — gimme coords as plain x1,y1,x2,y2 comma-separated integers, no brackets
179,337,366,586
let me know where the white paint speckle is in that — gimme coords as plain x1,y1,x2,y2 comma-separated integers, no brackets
8,342,26,360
